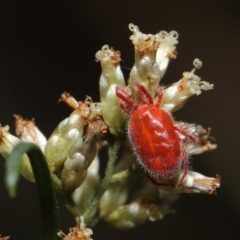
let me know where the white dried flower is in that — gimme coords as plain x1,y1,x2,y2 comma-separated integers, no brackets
128,23,161,96
58,216,93,240
96,45,125,102
161,58,213,112
153,170,220,194
156,30,178,78
128,24,179,97
173,122,217,156
184,125,217,155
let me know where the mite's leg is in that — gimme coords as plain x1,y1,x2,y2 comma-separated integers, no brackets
177,140,189,187
116,86,138,110
135,81,154,104
174,125,197,143
156,87,164,108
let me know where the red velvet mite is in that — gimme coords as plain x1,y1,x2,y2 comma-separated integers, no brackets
116,82,196,187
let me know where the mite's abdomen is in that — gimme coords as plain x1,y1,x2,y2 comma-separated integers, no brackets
128,105,181,178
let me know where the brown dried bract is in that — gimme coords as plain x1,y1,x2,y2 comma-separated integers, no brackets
59,92,79,109
0,235,10,240
197,127,215,147
14,114,35,138
194,174,221,195
167,47,177,59
177,77,188,92
0,125,10,144
72,97,106,141
110,48,121,67
135,37,160,58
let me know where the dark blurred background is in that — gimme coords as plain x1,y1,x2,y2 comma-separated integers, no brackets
0,1,239,239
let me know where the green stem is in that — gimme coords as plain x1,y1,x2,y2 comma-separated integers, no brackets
51,173,64,193
83,137,121,224
51,168,80,217
111,169,129,183
5,143,61,240
64,192,80,218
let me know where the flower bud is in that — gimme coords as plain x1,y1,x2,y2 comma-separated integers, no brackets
61,119,106,191
156,30,178,78
72,155,100,213
104,197,172,229
99,183,129,218
128,23,161,96
102,84,127,135
44,99,105,173
44,113,84,172
96,45,125,102
96,45,126,135
0,125,34,181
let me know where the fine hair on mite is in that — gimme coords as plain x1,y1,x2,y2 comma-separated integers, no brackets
116,81,197,187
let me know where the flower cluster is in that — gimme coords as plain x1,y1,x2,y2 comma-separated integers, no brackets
0,23,220,232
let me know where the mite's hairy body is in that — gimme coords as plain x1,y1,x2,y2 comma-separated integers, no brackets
129,104,182,179
116,82,196,187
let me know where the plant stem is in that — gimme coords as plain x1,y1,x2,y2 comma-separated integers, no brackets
111,169,129,183
51,171,80,218
83,136,121,225
64,192,80,218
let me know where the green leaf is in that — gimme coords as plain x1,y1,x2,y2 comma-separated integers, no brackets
5,142,61,240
